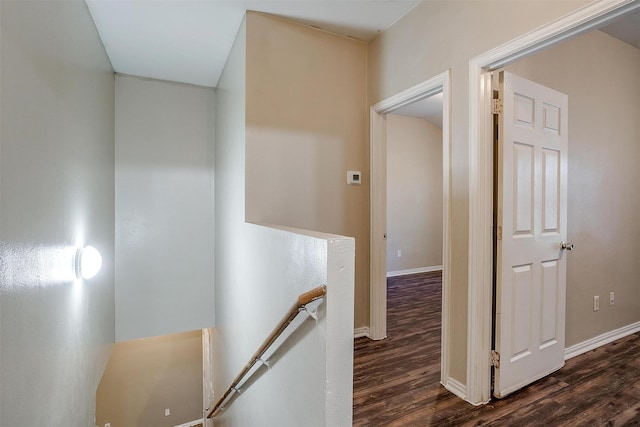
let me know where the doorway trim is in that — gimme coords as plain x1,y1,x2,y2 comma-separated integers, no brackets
466,0,640,405
369,70,458,395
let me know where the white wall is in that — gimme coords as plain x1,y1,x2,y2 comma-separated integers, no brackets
386,114,443,274
213,19,355,426
213,225,354,427
0,1,115,424
115,75,215,341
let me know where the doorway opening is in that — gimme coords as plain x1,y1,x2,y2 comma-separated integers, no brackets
467,0,640,404
386,96,444,280
367,71,461,397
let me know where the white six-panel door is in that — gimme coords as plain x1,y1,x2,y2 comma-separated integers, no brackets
494,71,569,398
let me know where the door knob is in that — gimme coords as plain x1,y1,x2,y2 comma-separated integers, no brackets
561,241,574,251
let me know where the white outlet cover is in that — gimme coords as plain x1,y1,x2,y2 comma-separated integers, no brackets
165,408,171,416
105,424,111,427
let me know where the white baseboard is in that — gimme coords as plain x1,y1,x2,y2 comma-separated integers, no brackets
173,419,203,427
564,320,640,360
354,326,371,339
442,376,467,402
387,265,443,278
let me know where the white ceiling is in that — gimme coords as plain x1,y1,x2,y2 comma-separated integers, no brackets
85,1,639,89
85,0,420,88
392,93,444,128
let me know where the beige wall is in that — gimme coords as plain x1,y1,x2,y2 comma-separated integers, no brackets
1,1,115,424
245,13,369,328
504,30,640,347
368,0,589,383
96,330,203,427
386,114,443,273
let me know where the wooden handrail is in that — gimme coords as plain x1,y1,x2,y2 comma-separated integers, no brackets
206,285,327,419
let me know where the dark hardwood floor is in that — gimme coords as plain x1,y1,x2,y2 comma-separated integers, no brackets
353,271,640,426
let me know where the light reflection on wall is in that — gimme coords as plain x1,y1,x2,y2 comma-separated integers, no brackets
0,242,78,291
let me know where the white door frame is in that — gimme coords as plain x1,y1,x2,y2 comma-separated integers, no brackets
466,0,640,405
370,71,460,395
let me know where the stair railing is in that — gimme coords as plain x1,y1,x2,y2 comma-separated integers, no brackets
206,285,327,419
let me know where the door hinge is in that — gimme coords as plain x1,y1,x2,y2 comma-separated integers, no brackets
496,225,502,241
491,350,500,368
492,98,503,115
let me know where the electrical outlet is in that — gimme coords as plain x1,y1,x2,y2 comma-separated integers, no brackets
610,292,615,305
164,408,171,416
593,295,600,311
105,423,111,427
397,249,401,258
